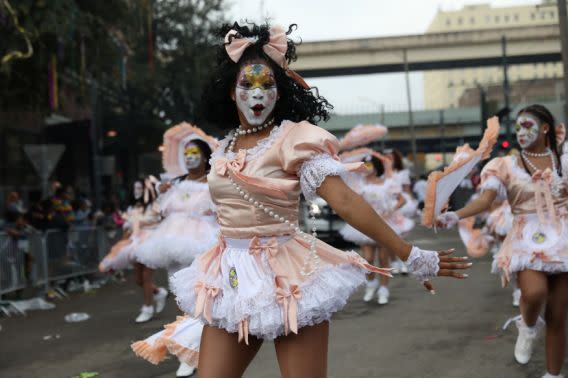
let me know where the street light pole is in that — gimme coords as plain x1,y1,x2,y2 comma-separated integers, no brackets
557,0,568,120
403,48,417,170
501,36,512,142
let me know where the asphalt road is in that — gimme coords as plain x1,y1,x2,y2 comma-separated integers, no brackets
0,227,556,378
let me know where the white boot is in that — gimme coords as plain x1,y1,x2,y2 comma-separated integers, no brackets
514,318,539,364
377,286,390,305
363,279,379,302
176,361,196,377
153,287,168,313
512,288,521,307
135,305,154,323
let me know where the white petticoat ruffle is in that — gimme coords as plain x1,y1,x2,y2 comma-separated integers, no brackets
170,237,366,340
133,214,219,270
339,223,376,246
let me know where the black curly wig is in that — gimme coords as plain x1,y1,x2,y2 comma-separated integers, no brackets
200,22,333,130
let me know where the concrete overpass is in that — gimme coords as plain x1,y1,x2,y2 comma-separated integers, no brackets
295,25,561,77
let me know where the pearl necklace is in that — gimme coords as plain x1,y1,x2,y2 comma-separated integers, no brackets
228,119,275,152
225,119,320,276
522,148,552,158
521,149,557,174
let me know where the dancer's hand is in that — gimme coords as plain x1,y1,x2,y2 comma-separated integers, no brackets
405,247,471,294
436,211,459,229
159,181,172,193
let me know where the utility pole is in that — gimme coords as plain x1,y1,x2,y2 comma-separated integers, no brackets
439,110,447,165
380,104,386,150
558,0,568,120
403,48,417,170
501,36,512,142
90,79,102,210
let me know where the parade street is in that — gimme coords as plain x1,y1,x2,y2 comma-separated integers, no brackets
0,228,548,378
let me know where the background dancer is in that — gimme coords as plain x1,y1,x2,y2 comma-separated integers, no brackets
133,123,219,378
437,104,568,378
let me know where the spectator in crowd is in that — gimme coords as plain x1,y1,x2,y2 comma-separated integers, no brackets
4,191,26,223
73,199,92,227
51,187,75,224
4,212,35,284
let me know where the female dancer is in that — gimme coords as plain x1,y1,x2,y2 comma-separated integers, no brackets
171,22,469,378
437,104,568,378
132,124,219,377
339,150,408,304
99,178,167,323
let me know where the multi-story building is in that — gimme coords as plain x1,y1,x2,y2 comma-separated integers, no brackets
424,1,563,109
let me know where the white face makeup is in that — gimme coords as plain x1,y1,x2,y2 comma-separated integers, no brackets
133,182,143,200
235,63,278,126
515,114,541,149
184,142,202,170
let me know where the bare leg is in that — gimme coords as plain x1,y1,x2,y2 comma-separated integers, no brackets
378,247,391,287
361,245,376,281
142,265,156,306
134,262,144,287
274,321,329,378
198,325,263,378
544,273,568,375
517,270,548,326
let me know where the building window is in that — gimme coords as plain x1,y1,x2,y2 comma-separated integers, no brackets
470,17,475,25
514,14,519,22
550,11,555,19
446,19,451,26
541,12,546,20
458,17,463,25
531,13,536,20
504,14,510,23
485,15,491,23
495,15,500,23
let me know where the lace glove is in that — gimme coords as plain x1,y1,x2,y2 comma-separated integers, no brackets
436,211,459,229
404,246,440,283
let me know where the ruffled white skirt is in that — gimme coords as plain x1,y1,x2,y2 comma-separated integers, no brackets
339,223,376,245
132,315,203,367
134,213,219,270
170,236,369,340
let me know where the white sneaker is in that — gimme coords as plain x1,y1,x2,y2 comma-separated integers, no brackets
514,318,539,364
363,279,379,302
512,288,521,307
176,361,196,377
542,373,564,378
153,287,168,313
377,286,390,305
399,259,408,274
391,260,401,275
135,305,154,323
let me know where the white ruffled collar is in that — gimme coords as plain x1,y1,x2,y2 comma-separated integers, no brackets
210,120,292,166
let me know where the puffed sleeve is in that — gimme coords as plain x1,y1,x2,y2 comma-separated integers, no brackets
480,157,509,201
279,121,349,201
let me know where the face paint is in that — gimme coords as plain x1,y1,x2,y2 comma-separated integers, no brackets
235,64,277,126
133,182,143,200
515,115,540,149
363,160,375,176
184,142,202,170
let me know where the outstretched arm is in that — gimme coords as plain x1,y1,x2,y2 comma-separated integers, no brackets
436,189,498,229
317,175,413,259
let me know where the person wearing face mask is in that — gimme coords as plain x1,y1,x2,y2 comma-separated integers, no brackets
99,177,167,324
154,22,470,378
338,149,411,304
132,124,219,377
437,104,568,377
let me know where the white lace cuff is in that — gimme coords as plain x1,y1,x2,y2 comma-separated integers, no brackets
405,246,440,283
298,153,345,201
480,176,507,201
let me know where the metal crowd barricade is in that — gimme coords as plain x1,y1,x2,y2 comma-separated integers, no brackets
43,226,103,283
0,232,28,297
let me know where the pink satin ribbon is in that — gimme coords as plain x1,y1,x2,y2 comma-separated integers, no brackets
199,235,226,275
347,253,393,278
224,26,309,89
276,285,301,335
194,282,219,323
249,237,286,278
530,251,562,264
531,169,559,231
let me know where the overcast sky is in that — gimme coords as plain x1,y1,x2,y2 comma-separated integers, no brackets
227,0,543,114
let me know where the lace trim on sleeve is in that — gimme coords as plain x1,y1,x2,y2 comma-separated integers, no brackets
298,153,345,201
480,176,507,201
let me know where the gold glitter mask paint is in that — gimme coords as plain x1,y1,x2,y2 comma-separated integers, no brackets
236,64,276,90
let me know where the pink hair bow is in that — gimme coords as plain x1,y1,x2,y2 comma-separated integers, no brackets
224,26,309,89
